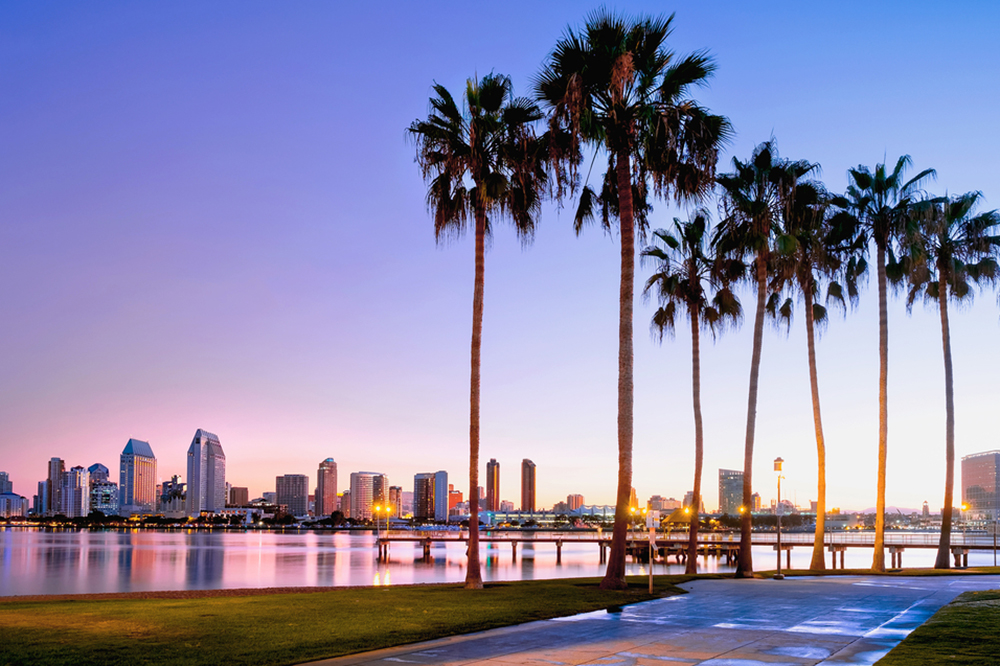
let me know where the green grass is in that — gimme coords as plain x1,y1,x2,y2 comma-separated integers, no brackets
0,576,692,666
877,589,1000,665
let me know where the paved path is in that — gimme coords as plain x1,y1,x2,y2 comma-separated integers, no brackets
307,574,1000,666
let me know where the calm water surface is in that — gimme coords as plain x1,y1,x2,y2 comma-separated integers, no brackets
1,527,993,596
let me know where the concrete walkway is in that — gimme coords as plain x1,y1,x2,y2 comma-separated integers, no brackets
306,574,1000,666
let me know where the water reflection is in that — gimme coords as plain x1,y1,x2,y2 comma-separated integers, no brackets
0,527,972,597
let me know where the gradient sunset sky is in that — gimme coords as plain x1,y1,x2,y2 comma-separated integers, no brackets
2,2,998,512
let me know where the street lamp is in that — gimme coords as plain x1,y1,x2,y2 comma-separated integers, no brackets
774,457,784,580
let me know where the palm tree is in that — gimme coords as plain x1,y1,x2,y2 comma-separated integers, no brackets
769,183,864,570
536,9,730,590
898,192,1000,569
846,157,935,571
716,140,817,577
409,74,547,589
642,211,742,574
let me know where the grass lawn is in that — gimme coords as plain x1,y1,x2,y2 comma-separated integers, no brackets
0,576,692,666
877,589,1000,665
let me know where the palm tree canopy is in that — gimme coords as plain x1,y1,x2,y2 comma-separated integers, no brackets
642,210,743,338
535,9,731,234
899,191,1000,308
846,155,936,248
768,182,867,331
409,73,547,243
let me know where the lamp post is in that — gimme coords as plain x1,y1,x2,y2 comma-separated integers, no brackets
774,457,784,580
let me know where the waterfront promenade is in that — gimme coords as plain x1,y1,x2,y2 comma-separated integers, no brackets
309,574,1000,666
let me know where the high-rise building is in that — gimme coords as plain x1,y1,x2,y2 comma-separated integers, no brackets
448,488,463,514
47,457,65,516
339,490,351,518
228,486,249,506
521,459,536,512
567,494,584,510
160,476,186,516
119,439,157,516
486,459,500,512
682,490,705,513
350,471,388,521
0,472,12,495
60,466,90,518
276,474,309,517
186,429,226,517
718,469,743,515
962,450,1000,521
388,485,402,517
413,472,436,520
88,475,119,515
87,463,110,483
433,470,448,521
500,500,514,512
751,492,762,512
316,458,338,518
629,487,638,509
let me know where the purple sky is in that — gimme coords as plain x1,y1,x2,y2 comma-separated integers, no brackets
2,2,999,512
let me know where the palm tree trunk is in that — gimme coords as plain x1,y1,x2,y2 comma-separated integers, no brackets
804,285,827,571
736,252,767,578
465,207,486,589
872,241,888,572
600,145,635,591
686,305,703,574
934,285,955,569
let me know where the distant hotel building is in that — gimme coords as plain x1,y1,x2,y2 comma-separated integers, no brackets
521,459,536,512
486,459,500,512
228,486,249,506
718,469,743,515
119,439,157,516
413,471,448,521
186,429,226,517
567,494,584,511
316,458,337,518
350,471,388,521
962,450,1000,521
276,474,309,518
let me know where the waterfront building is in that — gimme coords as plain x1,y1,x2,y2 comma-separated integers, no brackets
647,495,680,512
349,471,388,521
228,486,249,506
682,490,705,513
87,463,110,483
751,492,762,512
276,474,309,518
160,476,186,517
486,458,500,512
718,469,743,515
433,470,448,521
340,490,350,518
0,493,28,518
119,439,157,516
962,450,1000,521
262,491,277,504
46,457,64,516
388,485,402,517
60,466,90,518
316,458,337,518
0,472,11,495
567,494,584,511
448,487,463,514
500,499,514,512
34,480,47,515
521,459,536,512
413,473,435,520
89,478,118,515
186,429,226,517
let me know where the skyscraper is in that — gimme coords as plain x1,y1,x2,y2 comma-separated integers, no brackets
87,463,110,483
413,472,435,520
486,458,500,512
433,470,448,521
228,486,249,506
0,472,12,495
718,469,743,515
567,494,584,510
962,450,1000,521
350,471,388,521
186,429,226,517
60,466,90,518
119,439,156,516
521,459,536,512
47,457,64,516
276,474,309,517
316,458,338,518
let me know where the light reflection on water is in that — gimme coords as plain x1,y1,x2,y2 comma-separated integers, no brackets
0,527,990,597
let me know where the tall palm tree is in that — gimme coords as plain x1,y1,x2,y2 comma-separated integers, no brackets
898,192,1000,569
536,9,730,590
409,73,547,589
846,157,935,571
642,211,742,574
716,140,817,577
769,183,864,570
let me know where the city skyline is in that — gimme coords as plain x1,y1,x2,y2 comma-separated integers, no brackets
2,3,1000,514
